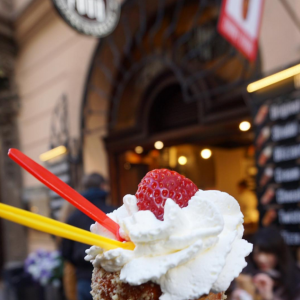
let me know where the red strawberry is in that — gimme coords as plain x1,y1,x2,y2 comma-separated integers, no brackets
135,169,198,220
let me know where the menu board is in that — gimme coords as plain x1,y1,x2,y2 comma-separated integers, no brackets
46,159,71,219
253,91,300,245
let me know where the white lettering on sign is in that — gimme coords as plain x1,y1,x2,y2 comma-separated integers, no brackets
95,0,105,21
240,33,253,55
275,167,300,183
68,0,106,21
48,162,69,175
223,18,239,41
272,121,298,142
273,144,300,162
53,0,120,37
281,230,300,245
278,210,300,224
270,99,300,121
276,188,300,204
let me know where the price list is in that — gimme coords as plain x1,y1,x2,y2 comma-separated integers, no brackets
253,92,300,245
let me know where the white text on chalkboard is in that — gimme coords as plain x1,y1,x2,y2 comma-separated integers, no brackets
273,144,300,162
277,188,300,204
281,230,300,245
278,209,300,224
272,121,298,142
270,99,300,121
275,167,300,183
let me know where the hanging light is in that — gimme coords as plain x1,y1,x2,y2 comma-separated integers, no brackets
135,146,144,154
247,64,300,93
178,156,187,165
239,121,251,131
39,146,67,162
201,149,212,159
154,141,164,150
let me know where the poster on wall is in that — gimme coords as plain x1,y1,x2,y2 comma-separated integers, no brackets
218,0,265,61
252,91,300,246
52,0,121,37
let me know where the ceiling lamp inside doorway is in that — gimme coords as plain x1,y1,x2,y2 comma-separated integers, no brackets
178,156,187,165
135,146,144,154
201,149,212,159
154,141,164,150
239,121,251,131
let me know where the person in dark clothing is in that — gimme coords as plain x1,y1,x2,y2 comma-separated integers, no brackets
62,173,116,300
232,226,300,300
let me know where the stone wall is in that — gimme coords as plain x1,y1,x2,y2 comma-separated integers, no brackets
0,0,27,268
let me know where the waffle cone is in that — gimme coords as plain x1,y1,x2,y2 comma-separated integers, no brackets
91,267,225,300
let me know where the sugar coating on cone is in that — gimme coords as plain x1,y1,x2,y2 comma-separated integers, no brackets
91,267,226,300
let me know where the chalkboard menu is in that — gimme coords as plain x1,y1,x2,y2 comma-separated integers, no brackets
252,90,300,245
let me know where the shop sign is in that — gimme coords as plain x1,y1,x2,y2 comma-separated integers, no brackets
218,0,265,61
47,160,71,219
52,0,120,37
252,91,300,245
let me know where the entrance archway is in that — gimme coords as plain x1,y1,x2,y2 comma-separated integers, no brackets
82,0,261,205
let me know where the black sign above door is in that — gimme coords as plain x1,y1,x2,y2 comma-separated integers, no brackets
52,0,120,37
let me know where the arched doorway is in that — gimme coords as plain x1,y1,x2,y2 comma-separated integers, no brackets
82,0,261,205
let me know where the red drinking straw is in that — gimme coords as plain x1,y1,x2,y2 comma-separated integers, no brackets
8,148,123,241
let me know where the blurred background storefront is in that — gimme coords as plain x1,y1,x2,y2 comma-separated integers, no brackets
1,0,300,288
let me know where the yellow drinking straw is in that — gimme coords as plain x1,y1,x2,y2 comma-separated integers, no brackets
0,203,135,251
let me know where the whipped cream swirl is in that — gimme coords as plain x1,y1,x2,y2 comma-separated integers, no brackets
85,190,252,300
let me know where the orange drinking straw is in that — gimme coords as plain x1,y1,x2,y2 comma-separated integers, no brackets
8,149,123,241
0,203,135,251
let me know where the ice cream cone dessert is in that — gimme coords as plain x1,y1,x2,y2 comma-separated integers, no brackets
86,169,252,300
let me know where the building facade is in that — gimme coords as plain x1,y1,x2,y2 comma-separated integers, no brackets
1,0,300,268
